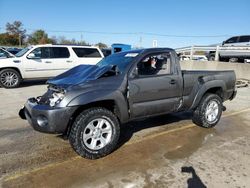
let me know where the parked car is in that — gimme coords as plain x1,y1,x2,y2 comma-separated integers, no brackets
6,48,22,55
222,35,250,47
0,44,104,88
207,35,250,62
19,48,237,159
0,48,15,59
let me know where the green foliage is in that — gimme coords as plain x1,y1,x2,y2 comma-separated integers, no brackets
1,21,27,45
0,33,19,45
27,30,54,44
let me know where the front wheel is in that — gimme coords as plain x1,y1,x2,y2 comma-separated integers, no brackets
0,69,21,88
69,107,120,159
192,93,223,128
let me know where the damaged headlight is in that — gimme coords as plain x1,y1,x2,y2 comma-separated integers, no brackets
49,92,65,107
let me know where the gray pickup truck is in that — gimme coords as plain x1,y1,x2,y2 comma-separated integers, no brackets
19,48,237,159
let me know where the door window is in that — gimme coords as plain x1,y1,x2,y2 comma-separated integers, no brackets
28,47,51,59
239,36,250,43
51,47,70,58
225,37,238,44
72,48,102,58
137,53,171,76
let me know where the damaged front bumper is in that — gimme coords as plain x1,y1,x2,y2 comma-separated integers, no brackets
19,98,77,134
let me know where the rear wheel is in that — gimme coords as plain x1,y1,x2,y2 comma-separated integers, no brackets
229,58,238,63
192,93,223,128
208,54,215,61
69,107,120,159
0,69,21,88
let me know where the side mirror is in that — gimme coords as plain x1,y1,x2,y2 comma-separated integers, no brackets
222,41,225,45
27,53,37,59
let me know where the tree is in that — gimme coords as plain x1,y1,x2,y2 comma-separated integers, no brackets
27,30,53,44
0,33,19,45
6,21,26,45
95,42,108,49
6,21,26,36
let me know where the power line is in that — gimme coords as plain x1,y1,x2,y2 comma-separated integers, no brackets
0,26,232,38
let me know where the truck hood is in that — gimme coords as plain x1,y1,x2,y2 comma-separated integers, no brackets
47,64,116,88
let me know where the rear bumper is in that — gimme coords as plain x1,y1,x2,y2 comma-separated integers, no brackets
19,98,77,134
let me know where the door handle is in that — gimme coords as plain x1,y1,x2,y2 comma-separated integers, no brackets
170,79,176,85
45,61,52,63
66,60,73,63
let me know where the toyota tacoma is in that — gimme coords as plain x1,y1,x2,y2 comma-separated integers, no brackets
19,48,237,159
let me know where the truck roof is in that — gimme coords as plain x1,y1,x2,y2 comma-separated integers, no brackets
141,47,175,53
116,48,175,55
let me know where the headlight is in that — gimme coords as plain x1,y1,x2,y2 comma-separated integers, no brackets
49,92,65,107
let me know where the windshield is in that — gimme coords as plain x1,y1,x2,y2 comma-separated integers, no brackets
0,49,13,58
97,51,140,73
15,46,33,57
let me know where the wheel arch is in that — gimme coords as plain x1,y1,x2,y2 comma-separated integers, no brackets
190,80,226,110
65,99,125,137
0,67,23,79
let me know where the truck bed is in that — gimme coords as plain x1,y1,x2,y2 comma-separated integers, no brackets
181,70,236,109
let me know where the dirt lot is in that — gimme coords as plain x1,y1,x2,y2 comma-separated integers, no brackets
0,81,250,188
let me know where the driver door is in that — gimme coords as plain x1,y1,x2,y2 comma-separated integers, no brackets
128,52,183,118
24,47,53,78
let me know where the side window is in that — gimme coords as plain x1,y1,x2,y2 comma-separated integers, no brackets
137,53,171,76
239,36,250,43
225,37,238,44
29,47,50,59
50,47,70,58
30,48,42,58
41,47,50,58
73,48,102,58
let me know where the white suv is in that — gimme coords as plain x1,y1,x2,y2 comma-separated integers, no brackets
0,44,104,88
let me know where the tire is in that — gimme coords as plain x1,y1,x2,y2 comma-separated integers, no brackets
69,107,120,159
192,93,223,128
229,58,238,63
208,54,215,61
0,69,21,88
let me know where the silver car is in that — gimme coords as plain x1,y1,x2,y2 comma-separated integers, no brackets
222,35,250,46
